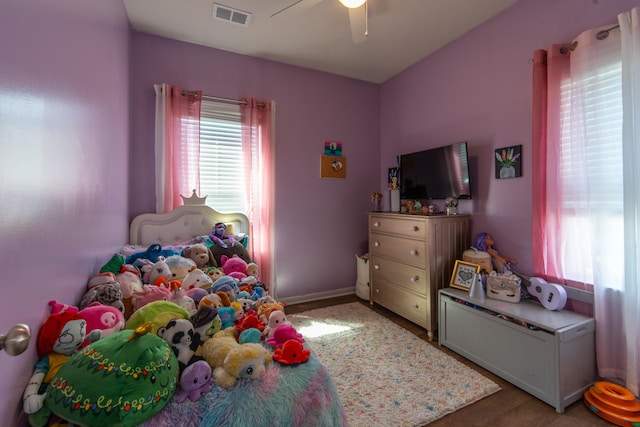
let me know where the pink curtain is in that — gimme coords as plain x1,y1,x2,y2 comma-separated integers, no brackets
154,84,201,213
241,99,275,294
532,16,640,395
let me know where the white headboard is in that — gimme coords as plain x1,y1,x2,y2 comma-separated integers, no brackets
129,204,249,246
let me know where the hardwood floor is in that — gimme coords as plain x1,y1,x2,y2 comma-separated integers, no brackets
285,294,610,427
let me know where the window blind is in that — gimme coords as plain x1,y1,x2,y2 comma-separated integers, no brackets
199,99,247,214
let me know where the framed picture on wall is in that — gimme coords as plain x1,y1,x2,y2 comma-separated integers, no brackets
388,167,398,189
495,145,522,179
449,260,481,291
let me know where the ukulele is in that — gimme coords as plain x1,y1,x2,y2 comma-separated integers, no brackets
528,277,567,311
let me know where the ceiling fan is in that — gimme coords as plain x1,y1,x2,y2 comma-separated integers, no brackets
271,0,369,44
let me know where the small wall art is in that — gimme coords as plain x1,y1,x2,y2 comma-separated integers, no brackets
495,145,522,179
320,155,346,179
324,140,342,156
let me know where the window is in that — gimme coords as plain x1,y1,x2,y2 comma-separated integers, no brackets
199,99,247,214
554,37,624,287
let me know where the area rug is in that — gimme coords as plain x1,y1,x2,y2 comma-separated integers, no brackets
288,302,501,427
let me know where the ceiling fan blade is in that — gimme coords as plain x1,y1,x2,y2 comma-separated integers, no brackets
271,0,324,18
347,3,367,43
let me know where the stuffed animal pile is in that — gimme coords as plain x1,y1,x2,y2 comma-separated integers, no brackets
22,237,310,426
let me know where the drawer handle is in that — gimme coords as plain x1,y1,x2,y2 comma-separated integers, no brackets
373,221,380,228
410,275,419,282
413,304,419,309
374,241,380,247
410,249,418,256
374,264,380,270
375,288,380,293
412,226,419,232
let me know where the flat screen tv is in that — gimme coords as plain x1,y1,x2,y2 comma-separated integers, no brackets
399,141,471,200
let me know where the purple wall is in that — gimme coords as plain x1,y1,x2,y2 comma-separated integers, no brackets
1,0,638,424
0,1,130,424
380,0,639,276
130,34,381,301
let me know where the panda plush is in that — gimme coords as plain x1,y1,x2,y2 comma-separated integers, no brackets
157,318,202,373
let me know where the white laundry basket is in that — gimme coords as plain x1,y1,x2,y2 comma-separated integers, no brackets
355,254,370,301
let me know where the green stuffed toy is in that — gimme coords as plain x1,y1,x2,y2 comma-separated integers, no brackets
44,323,179,427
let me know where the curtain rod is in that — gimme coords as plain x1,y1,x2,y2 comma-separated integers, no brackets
559,24,621,55
181,91,265,108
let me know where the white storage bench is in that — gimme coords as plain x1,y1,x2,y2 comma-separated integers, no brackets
438,288,596,413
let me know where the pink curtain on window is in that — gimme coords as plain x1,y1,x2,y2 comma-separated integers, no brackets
532,12,640,395
154,84,201,213
241,99,275,295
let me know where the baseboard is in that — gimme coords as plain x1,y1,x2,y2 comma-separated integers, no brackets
279,287,356,305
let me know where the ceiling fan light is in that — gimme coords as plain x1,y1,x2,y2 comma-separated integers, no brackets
339,0,366,8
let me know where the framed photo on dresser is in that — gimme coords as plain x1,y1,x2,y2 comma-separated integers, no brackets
449,260,481,291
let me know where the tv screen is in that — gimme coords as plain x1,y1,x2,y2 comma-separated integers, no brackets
399,141,471,200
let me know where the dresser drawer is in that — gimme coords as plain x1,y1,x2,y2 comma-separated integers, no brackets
370,215,426,239
372,282,428,328
370,233,427,268
370,255,427,295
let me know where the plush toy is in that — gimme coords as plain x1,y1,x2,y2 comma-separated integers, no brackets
220,255,248,281
273,340,310,365
235,313,265,337
184,243,217,269
42,324,178,427
125,300,190,334
209,222,236,248
23,311,100,425
157,318,202,373
139,256,173,285
210,239,253,266
257,302,285,324
218,306,239,330
132,282,173,311
125,243,180,264
211,275,240,295
190,306,220,352
115,264,144,319
238,328,262,344
174,360,214,403
167,281,197,316
236,297,254,313
266,324,305,348
186,287,209,306
165,255,197,282
202,333,271,388
245,262,259,279
49,300,123,347
199,293,225,309
79,280,125,314
205,266,225,282
262,309,291,339
182,268,214,291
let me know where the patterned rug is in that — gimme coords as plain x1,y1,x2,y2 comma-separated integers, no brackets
288,302,500,427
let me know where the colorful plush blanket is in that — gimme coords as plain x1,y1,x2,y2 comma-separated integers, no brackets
140,351,347,427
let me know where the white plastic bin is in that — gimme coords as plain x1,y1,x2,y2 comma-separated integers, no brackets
356,254,370,300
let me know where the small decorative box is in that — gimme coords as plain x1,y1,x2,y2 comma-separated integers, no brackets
486,271,521,303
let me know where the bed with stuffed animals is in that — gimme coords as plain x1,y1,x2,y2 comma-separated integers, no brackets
22,202,347,427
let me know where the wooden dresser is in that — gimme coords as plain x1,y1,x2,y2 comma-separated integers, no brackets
368,212,469,340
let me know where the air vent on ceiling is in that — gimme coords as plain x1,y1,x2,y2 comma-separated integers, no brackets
213,3,252,27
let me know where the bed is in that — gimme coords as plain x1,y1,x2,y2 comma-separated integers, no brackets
27,201,347,427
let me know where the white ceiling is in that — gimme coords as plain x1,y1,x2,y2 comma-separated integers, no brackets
123,0,518,84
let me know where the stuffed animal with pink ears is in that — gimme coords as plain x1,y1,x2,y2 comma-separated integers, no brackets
220,255,248,281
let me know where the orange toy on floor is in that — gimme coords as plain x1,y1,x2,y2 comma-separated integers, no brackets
584,381,640,426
